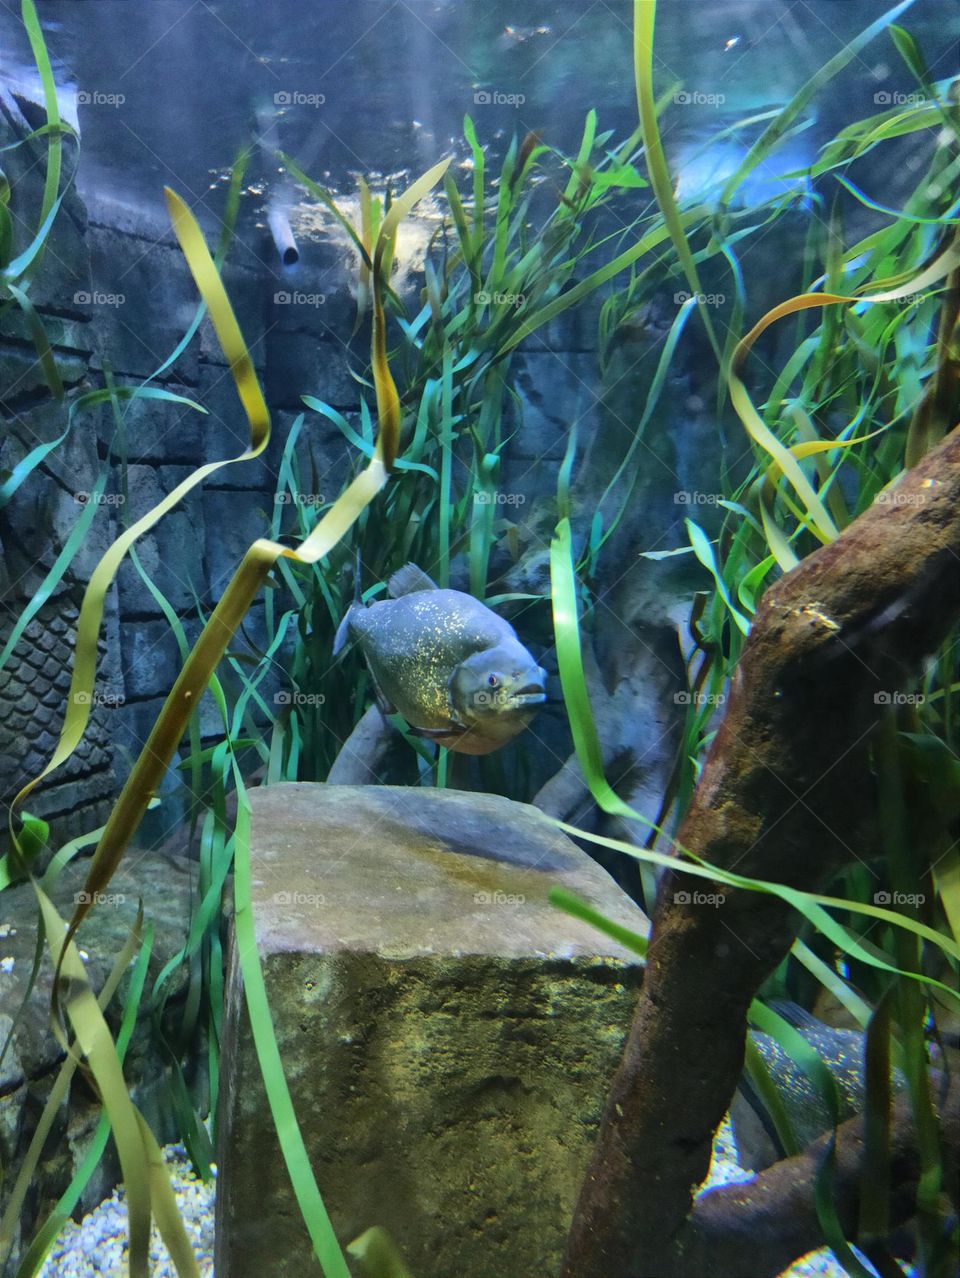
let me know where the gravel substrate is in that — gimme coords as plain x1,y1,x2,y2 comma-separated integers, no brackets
36,1143,215,1278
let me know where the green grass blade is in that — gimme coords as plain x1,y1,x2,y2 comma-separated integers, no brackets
594,296,697,552
547,818,960,985
498,207,710,355
31,888,153,1276
280,152,372,270
347,1226,416,1278
633,0,720,361
742,1032,802,1157
550,517,652,827
10,922,154,1277
1,186,68,282
791,938,873,1028
0,465,105,670
19,0,61,274
549,887,648,957
719,0,917,209
859,989,895,1241
4,281,62,397
462,114,485,258
685,519,751,636
231,769,351,1278
437,346,453,586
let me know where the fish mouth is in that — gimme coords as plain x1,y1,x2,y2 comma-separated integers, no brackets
510,683,547,706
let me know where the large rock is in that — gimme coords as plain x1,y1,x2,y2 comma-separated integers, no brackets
216,783,648,1278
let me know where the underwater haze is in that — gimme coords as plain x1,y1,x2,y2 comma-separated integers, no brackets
2,1,957,220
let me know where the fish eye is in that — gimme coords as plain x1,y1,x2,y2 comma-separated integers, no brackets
487,674,499,687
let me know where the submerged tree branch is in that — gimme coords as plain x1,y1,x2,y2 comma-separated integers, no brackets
562,425,960,1278
680,1073,960,1278
326,702,395,783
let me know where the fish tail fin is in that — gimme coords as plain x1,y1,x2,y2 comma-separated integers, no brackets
387,562,437,597
333,549,364,657
333,604,356,657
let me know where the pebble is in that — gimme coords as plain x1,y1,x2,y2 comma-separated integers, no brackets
37,1143,215,1278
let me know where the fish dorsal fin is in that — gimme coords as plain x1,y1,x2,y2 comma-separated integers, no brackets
387,563,438,597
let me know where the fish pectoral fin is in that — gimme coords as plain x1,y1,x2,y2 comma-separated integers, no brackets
386,563,438,598
368,676,397,719
356,656,396,717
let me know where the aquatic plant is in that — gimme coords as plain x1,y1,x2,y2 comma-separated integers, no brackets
2,9,441,1274
1,0,958,1274
257,79,823,796
549,3,960,1276
0,0,72,406
2,133,452,1272
264,112,678,785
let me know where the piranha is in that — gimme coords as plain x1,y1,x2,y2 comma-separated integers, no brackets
333,563,547,755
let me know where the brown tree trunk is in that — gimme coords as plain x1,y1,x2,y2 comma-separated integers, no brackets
562,425,960,1278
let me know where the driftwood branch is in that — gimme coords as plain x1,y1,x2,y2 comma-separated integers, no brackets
562,426,960,1278
326,703,395,783
681,1074,960,1278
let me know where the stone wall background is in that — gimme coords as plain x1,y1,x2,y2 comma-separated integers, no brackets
1,93,355,847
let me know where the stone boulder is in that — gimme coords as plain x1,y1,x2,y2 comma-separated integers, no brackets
216,783,648,1278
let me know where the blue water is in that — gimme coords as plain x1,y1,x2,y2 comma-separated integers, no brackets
2,0,957,225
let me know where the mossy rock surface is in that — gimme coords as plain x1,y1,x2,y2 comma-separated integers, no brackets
216,783,647,1278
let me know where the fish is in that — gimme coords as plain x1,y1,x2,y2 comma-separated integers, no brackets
333,563,547,755
731,1002,906,1171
